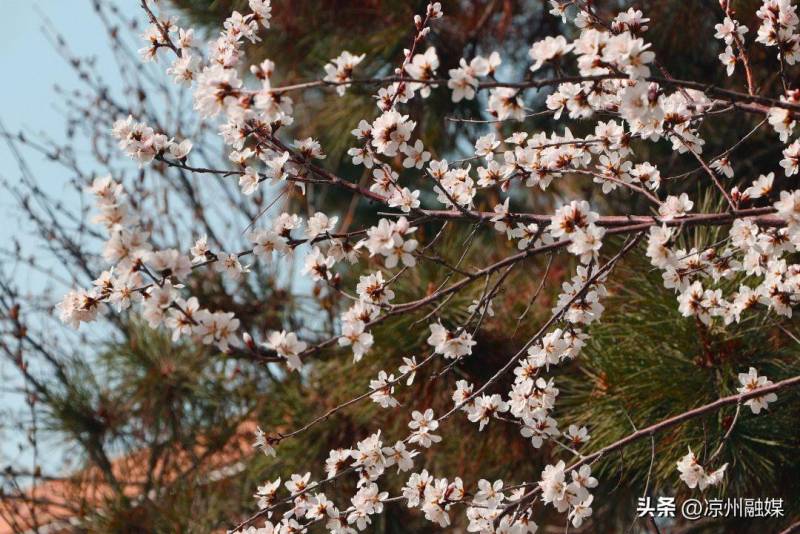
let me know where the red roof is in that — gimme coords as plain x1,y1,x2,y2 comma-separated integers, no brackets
0,421,257,533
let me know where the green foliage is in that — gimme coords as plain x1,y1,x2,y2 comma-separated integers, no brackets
29,233,800,532
16,1,800,532
557,253,800,532
237,228,800,532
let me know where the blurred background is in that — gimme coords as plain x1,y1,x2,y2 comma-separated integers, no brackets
0,0,798,532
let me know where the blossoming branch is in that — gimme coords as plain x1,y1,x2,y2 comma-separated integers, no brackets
50,0,800,532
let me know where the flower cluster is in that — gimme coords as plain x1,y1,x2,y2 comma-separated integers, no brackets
57,177,239,351
538,461,598,527
755,0,800,63
323,51,366,96
112,115,192,165
676,449,727,491
738,367,779,413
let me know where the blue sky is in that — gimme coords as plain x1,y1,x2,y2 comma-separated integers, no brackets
0,0,139,263
0,0,130,162
0,0,140,470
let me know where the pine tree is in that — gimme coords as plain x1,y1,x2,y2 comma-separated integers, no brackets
1,1,799,533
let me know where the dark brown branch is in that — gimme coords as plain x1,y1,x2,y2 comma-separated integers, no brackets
504,374,800,519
